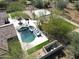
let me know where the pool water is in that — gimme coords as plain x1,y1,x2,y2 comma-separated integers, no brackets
20,28,35,43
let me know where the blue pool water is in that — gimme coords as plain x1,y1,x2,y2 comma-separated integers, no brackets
20,28,35,43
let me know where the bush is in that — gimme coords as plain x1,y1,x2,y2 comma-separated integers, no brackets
68,32,79,58
32,0,44,9
75,1,79,11
52,9,63,15
56,0,68,10
69,0,79,3
7,2,25,13
10,12,30,19
0,0,8,9
31,0,51,9
17,0,27,4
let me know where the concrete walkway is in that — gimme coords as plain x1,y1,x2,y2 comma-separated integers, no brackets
74,29,79,33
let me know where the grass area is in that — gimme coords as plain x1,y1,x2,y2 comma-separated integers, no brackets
27,40,49,55
2,36,23,59
38,14,77,29
53,15,77,29
60,18,76,29
57,16,78,29
9,11,30,19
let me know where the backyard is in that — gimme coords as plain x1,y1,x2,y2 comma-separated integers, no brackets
1,37,23,59
1,0,79,59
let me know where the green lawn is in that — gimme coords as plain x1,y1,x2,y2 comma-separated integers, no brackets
2,36,23,59
27,40,49,55
9,11,30,19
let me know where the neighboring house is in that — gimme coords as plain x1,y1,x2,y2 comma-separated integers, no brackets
40,40,64,59
32,9,51,23
0,11,17,55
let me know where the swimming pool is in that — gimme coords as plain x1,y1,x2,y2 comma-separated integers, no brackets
19,28,35,43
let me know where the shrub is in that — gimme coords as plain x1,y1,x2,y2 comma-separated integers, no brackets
75,1,79,11
7,2,25,13
31,0,51,9
32,0,44,9
56,0,68,10
69,0,79,3
68,32,79,58
0,0,8,9
10,12,30,19
17,0,27,4
52,9,63,15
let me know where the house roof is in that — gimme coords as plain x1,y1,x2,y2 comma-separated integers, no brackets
0,24,17,54
0,11,7,25
40,40,64,59
33,9,51,18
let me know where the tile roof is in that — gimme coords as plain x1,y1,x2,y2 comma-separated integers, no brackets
0,24,17,55
0,10,17,55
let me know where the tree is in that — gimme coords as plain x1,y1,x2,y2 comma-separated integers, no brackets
7,2,25,12
75,1,79,11
68,32,79,58
69,0,79,3
17,0,27,4
30,0,51,9
0,0,8,9
32,0,44,9
56,0,68,10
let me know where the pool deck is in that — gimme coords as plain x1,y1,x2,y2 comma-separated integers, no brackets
8,18,48,52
